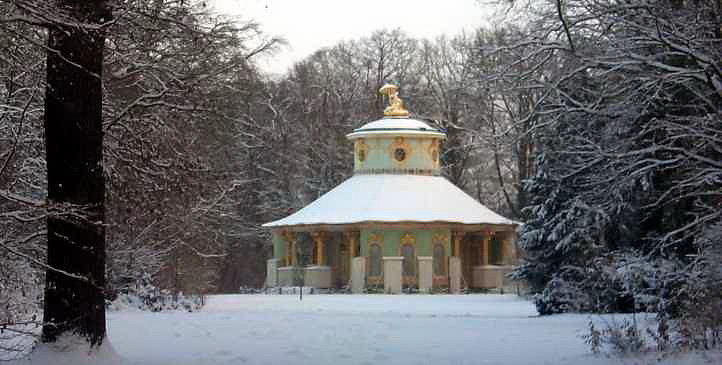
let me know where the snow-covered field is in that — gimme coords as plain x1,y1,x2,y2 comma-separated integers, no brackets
11,294,721,365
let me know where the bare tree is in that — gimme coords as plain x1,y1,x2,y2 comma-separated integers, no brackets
32,0,110,347
1,0,280,355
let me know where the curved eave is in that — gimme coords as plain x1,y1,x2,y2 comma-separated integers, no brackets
262,174,515,230
346,130,446,140
266,221,518,233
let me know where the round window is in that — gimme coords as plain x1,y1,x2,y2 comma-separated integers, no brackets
394,148,406,162
358,149,366,162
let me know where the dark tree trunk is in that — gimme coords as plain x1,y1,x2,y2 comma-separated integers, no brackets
41,1,110,347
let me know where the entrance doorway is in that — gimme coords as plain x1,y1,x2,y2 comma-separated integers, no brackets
401,243,417,288
336,242,350,287
462,234,482,287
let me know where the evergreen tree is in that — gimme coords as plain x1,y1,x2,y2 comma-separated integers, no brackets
509,0,721,321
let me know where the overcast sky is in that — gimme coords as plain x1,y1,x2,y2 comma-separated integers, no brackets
212,0,498,75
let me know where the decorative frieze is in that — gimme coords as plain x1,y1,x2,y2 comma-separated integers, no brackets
354,167,440,176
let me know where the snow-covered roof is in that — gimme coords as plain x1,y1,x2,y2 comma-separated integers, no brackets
346,117,446,140
263,174,515,228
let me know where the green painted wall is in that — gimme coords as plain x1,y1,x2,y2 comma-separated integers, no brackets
360,228,451,257
272,232,284,260
354,136,441,172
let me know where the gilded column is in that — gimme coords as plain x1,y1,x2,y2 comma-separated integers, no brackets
283,231,297,266
502,231,517,265
500,231,510,265
452,232,464,257
311,231,325,266
481,233,490,266
344,231,359,258
510,231,519,264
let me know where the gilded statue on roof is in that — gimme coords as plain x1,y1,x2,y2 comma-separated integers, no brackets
379,84,409,117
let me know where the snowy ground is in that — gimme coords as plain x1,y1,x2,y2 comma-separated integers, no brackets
10,294,721,365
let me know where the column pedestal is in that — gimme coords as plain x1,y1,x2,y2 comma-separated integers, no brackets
382,256,403,294
266,258,280,287
449,256,462,294
418,256,433,293
351,256,366,293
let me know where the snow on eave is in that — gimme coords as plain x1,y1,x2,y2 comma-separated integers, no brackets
346,129,446,140
262,174,516,229
346,117,446,140
264,220,519,232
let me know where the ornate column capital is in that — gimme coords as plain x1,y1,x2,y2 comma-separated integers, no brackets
451,231,465,257
310,231,325,242
342,230,360,241
281,231,297,266
282,231,296,242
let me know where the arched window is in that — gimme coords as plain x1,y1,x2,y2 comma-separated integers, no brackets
401,243,416,277
369,244,382,277
433,243,446,276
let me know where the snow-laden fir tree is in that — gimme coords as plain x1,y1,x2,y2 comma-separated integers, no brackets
507,0,721,346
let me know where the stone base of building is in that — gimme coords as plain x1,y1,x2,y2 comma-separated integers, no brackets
304,266,332,288
269,264,334,289
470,265,517,291
277,266,303,287
267,260,524,294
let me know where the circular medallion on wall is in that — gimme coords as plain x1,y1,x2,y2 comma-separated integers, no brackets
390,137,412,165
394,147,406,162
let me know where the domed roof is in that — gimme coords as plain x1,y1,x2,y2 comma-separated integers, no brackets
346,117,446,140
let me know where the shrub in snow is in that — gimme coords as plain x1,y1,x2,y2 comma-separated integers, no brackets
533,257,635,315
107,274,204,312
582,229,722,355
239,286,263,294
0,259,43,361
583,317,647,356
664,233,722,351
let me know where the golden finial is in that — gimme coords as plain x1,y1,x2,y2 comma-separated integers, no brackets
379,83,409,117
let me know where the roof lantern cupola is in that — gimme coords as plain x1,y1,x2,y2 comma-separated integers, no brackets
346,84,445,176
